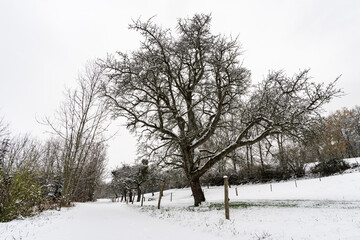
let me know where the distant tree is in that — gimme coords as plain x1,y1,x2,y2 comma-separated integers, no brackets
0,116,10,169
37,138,63,203
109,173,127,201
111,160,149,202
321,107,360,159
101,14,340,206
73,142,107,202
0,117,9,140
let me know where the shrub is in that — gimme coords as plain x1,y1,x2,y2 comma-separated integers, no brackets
311,159,350,176
0,169,43,222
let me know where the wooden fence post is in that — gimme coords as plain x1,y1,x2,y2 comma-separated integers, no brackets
224,176,230,220
235,187,238,196
170,192,173,202
270,184,272,192
141,193,144,206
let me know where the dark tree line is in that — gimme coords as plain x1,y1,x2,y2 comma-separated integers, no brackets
200,106,360,186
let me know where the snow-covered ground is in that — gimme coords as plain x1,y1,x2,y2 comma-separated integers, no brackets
1,169,360,240
0,200,223,240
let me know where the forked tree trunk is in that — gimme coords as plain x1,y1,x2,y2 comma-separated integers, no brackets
190,178,205,206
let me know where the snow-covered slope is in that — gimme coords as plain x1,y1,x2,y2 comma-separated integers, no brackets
152,167,360,207
136,169,360,240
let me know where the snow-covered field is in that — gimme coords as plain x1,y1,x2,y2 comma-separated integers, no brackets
1,169,360,240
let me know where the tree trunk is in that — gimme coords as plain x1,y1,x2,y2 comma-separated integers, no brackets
129,191,133,203
123,189,127,201
249,145,254,178
246,146,250,179
258,141,264,172
232,156,237,172
190,178,205,206
136,186,141,202
157,182,164,209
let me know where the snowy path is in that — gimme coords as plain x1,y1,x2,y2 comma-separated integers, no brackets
0,200,223,240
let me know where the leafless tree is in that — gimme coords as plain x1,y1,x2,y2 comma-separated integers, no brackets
0,117,9,140
101,14,340,206
45,62,109,205
0,117,10,168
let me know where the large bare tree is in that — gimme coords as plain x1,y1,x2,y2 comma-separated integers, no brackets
101,14,340,206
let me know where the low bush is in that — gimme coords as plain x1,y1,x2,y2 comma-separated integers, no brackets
311,159,350,176
0,168,43,222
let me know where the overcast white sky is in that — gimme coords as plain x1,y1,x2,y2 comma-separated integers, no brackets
1,0,359,171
